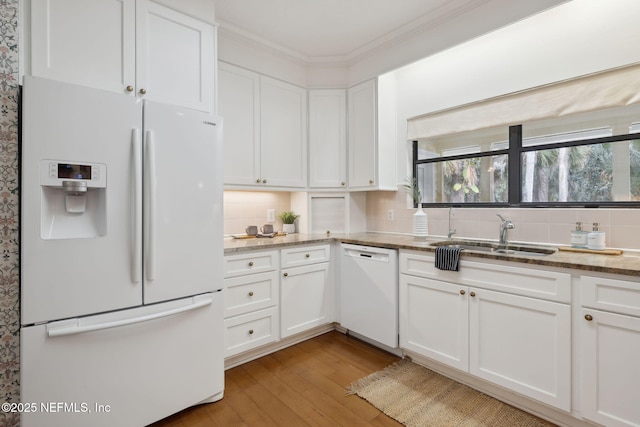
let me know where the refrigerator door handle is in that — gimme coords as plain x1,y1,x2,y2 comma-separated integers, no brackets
47,294,214,337
145,129,156,282
132,129,142,283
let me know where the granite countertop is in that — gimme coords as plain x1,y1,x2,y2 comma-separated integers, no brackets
224,232,640,277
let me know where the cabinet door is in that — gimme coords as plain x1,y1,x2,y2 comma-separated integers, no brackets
348,79,376,189
469,288,571,411
31,0,136,94
581,308,640,427
224,307,279,358
309,90,347,188
224,271,279,319
260,76,307,188
281,263,331,338
136,0,215,112
399,275,469,371
218,63,261,186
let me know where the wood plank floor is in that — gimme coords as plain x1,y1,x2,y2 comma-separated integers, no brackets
150,331,403,427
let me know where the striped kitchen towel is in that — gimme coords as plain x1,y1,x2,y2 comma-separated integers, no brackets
435,246,462,271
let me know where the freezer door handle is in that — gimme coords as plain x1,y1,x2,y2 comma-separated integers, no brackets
145,130,156,282
47,294,213,337
132,129,142,283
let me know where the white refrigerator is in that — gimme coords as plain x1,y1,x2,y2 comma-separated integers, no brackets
20,76,224,427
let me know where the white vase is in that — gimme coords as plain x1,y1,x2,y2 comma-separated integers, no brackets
283,223,296,234
413,206,428,237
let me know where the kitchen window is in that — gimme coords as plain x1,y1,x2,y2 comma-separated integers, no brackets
412,104,640,208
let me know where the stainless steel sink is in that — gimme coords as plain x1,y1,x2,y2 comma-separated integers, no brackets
430,240,556,256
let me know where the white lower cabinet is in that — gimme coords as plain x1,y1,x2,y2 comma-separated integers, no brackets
399,250,571,412
224,307,279,357
280,245,332,338
223,244,333,359
223,251,280,358
580,275,640,427
400,274,468,371
468,288,570,411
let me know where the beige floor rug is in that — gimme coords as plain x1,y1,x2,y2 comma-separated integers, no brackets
347,359,556,427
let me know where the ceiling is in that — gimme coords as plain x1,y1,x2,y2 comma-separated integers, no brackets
213,0,567,65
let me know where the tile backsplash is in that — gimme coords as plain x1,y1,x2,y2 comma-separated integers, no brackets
224,190,639,250
366,190,640,250
224,191,292,235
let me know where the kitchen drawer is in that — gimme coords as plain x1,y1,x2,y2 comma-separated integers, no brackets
399,250,571,303
224,271,279,318
281,244,331,268
224,250,279,278
224,307,279,358
581,275,640,317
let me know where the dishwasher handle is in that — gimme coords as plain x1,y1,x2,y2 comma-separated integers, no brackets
342,244,392,262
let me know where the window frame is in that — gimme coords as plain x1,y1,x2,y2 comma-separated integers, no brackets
412,124,640,208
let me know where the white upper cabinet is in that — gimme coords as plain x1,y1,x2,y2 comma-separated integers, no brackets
219,63,307,189
30,0,135,95
347,79,396,191
260,76,307,188
309,90,347,189
219,62,261,186
135,1,214,111
348,80,376,189
29,0,215,112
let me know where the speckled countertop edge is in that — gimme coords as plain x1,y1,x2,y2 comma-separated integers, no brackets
224,232,640,277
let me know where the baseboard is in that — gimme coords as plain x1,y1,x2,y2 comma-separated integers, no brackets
404,351,598,427
343,329,403,357
224,323,336,369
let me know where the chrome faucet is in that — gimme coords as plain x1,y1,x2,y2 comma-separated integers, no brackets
447,207,456,239
497,214,514,245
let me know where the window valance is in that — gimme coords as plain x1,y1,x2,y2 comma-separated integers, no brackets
407,63,640,140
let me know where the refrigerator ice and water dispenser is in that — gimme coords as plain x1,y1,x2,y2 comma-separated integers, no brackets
39,160,107,239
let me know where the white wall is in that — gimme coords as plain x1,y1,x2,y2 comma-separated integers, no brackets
392,0,640,182
216,0,566,88
366,0,640,250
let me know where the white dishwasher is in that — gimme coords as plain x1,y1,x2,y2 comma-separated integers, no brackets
340,243,398,348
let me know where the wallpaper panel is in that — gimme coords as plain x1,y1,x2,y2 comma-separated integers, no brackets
0,1,20,427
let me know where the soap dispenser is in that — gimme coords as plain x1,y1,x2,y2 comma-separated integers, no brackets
570,222,588,248
587,223,606,250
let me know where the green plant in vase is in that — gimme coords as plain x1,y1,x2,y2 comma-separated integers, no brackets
404,177,428,237
279,211,300,234
403,177,422,206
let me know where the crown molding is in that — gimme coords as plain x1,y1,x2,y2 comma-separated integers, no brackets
216,0,489,69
